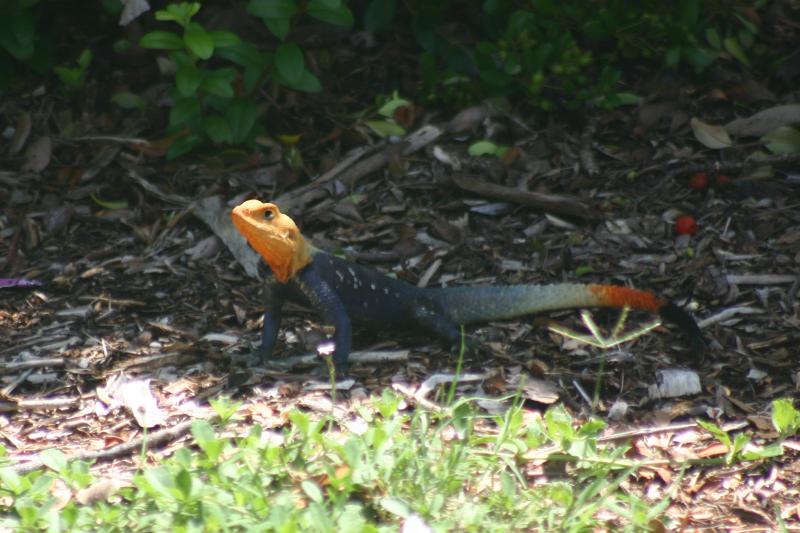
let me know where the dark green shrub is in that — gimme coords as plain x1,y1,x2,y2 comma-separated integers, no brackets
366,0,766,110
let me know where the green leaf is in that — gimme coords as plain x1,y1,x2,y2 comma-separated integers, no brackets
226,99,259,143
705,27,722,50
664,46,681,68
204,115,234,144
176,64,202,96
308,0,354,27
762,126,800,155
301,480,324,504
365,120,405,138
210,30,240,48
544,405,576,444
246,0,297,19
684,46,717,71
697,419,731,447
614,92,641,106
202,69,235,98
0,468,23,495
468,140,508,157
175,469,192,500
184,23,214,59
264,17,291,40
772,398,800,436
215,42,269,69
741,442,784,460
191,420,216,448
276,68,321,93
140,31,184,50
169,97,201,126
313,0,342,8
379,496,411,518
167,134,204,159
157,2,201,27
111,92,146,111
364,0,396,31
275,43,304,85
209,396,242,423
77,48,92,68
377,92,411,117
40,449,68,473
170,50,193,70
0,7,36,60
678,0,699,26
143,467,177,499
723,36,750,67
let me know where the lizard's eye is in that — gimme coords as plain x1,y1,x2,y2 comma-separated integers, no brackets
263,209,275,221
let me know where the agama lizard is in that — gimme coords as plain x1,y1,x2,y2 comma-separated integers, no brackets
231,199,704,374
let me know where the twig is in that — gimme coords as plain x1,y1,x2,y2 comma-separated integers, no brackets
0,396,80,412
450,173,597,220
14,420,196,474
264,349,410,371
0,358,65,372
416,372,487,400
641,152,800,179
579,118,599,177
697,306,763,329
391,382,443,412
276,125,444,211
726,274,798,285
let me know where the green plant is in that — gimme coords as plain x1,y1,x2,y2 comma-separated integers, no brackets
139,2,255,158
54,48,92,92
139,1,355,159
0,0,46,87
371,0,767,110
697,398,798,464
0,0,39,61
245,0,355,92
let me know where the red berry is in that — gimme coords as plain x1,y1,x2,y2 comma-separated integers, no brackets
715,174,731,185
689,172,709,191
675,215,698,235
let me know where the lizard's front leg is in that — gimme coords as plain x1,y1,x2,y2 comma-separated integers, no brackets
258,282,286,362
295,266,352,375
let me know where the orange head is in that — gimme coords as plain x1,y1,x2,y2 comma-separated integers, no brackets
231,200,312,282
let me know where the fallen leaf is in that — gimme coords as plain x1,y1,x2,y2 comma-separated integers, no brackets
761,126,800,155
22,136,52,172
690,117,732,149
119,0,151,26
725,104,800,137
446,105,488,133
76,478,130,505
9,111,32,155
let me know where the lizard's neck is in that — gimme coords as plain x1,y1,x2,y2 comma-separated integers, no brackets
252,232,313,283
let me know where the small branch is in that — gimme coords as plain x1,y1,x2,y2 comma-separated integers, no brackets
450,173,597,220
642,152,800,179
277,125,445,211
15,420,196,474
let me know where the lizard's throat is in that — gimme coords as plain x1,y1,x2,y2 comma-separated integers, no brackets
238,225,312,283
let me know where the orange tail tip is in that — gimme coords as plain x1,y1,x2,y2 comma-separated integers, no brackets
588,284,664,313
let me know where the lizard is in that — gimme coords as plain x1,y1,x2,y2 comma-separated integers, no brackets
231,199,705,375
